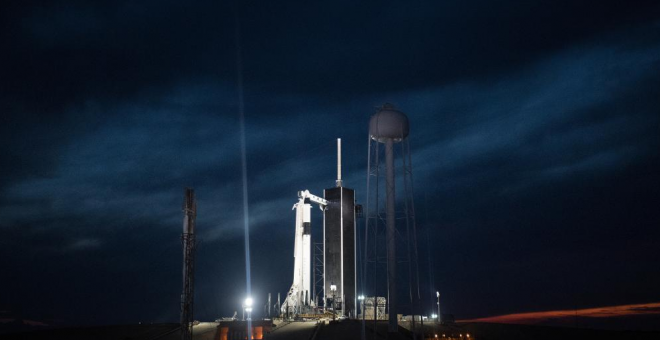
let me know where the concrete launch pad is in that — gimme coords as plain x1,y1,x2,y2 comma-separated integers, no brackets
5,320,660,340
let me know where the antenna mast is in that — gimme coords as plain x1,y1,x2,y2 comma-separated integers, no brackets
336,138,343,187
181,188,197,340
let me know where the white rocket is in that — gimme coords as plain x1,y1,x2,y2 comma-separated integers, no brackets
282,138,342,315
282,190,327,315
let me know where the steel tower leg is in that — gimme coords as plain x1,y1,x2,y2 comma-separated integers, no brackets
385,139,397,333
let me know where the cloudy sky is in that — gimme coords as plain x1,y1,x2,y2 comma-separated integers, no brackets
1,0,659,329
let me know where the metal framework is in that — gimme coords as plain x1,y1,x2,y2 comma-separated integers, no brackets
313,241,324,308
181,188,197,340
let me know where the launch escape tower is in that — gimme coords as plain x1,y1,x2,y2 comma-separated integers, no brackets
364,104,421,333
324,139,357,317
181,188,197,340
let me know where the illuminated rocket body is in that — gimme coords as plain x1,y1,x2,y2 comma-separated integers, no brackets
293,197,312,306
282,190,326,315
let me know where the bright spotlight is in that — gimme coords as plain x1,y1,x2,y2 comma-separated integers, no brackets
358,295,365,300
245,297,253,307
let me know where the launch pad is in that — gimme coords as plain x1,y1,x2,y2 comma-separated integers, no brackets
281,104,418,333
281,139,358,318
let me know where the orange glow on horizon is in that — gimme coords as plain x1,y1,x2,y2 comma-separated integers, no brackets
459,302,660,325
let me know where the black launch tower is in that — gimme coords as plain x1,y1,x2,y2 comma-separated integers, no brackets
323,138,357,317
324,186,356,317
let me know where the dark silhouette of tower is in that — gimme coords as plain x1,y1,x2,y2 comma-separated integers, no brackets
324,139,357,317
181,188,196,340
364,104,420,334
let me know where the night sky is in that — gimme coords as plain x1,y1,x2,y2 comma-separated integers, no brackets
2,0,660,330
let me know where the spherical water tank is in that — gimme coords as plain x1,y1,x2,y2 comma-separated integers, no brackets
369,104,409,143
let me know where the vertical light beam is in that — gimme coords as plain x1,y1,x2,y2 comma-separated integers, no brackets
235,6,252,339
